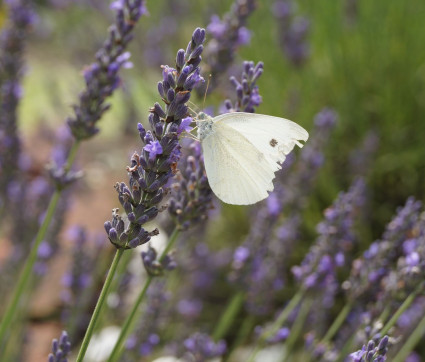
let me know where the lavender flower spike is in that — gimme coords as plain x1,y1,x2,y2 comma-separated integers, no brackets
222,61,264,113
183,333,226,362
168,141,213,230
205,0,257,88
0,0,35,208
48,331,71,362
67,0,147,140
104,27,206,251
349,335,389,362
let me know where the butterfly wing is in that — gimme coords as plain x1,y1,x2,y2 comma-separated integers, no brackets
201,112,309,205
213,112,309,170
202,123,277,205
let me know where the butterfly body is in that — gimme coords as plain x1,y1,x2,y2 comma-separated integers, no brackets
196,112,309,205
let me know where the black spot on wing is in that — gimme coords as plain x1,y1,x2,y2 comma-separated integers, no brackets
270,138,278,147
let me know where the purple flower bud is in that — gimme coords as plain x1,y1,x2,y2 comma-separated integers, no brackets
176,49,185,69
144,140,163,160
177,117,193,135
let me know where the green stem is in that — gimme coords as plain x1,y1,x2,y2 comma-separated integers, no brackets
336,334,356,362
321,301,353,344
392,308,425,362
281,298,312,360
76,248,125,362
0,142,80,353
247,289,305,362
213,291,245,341
223,315,255,362
380,290,418,336
107,228,180,362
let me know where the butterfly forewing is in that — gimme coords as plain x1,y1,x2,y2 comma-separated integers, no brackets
213,112,309,166
201,112,309,205
202,123,276,205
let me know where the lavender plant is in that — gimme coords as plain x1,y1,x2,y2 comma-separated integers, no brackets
349,335,389,362
48,331,71,362
168,138,214,231
0,0,35,210
105,27,206,362
273,0,310,67
183,332,226,362
204,0,256,89
122,280,169,361
221,60,263,113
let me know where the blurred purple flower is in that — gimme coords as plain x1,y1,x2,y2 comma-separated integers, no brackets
67,0,146,140
183,333,226,361
48,331,71,362
273,0,311,67
204,0,257,90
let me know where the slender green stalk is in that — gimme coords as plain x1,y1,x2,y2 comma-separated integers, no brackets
392,309,425,362
107,228,180,362
336,334,356,362
76,248,125,362
380,290,418,336
223,315,255,362
0,141,80,352
281,298,312,360
0,190,59,348
321,301,353,344
247,289,305,362
213,291,245,341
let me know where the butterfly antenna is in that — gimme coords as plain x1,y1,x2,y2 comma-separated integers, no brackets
203,74,212,110
187,106,198,117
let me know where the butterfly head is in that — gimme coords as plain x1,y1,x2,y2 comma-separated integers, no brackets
195,112,214,141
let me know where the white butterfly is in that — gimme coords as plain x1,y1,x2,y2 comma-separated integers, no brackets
196,112,309,205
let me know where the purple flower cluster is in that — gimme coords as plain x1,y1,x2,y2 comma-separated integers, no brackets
104,28,205,252
0,0,35,209
343,198,423,304
60,227,106,340
168,141,213,230
273,0,310,67
292,178,366,306
47,126,83,189
67,0,146,140
380,208,425,303
142,246,177,276
349,335,389,362
222,61,263,113
124,280,169,359
48,331,71,362
183,332,226,362
205,0,256,82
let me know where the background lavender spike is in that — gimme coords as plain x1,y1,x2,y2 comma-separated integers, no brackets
204,0,256,91
61,227,108,342
380,210,425,304
343,197,423,306
182,332,226,362
122,280,170,361
292,178,366,308
221,60,263,113
272,0,311,67
168,140,213,231
104,27,205,257
0,0,35,210
349,335,389,362
48,330,71,362
67,0,147,140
